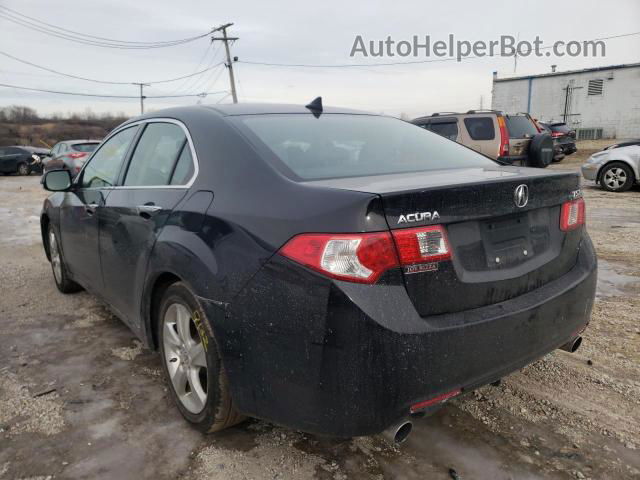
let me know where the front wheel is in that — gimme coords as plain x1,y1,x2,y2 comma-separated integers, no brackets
17,163,30,176
158,282,244,432
47,225,81,293
600,163,634,192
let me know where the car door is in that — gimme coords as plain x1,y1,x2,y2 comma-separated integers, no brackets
0,148,8,173
99,120,195,327
58,126,139,291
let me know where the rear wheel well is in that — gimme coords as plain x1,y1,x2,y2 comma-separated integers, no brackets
149,272,181,350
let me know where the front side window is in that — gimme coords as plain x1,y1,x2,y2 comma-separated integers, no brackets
124,123,187,187
464,117,495,141
81,126,137,188
234,114,496,181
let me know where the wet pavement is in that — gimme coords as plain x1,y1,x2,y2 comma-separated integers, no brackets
1,156,639,479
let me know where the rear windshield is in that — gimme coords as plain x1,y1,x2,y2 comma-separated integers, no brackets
549,123,571,133
505,115,539,138
72,143,99,153
234,114,495,180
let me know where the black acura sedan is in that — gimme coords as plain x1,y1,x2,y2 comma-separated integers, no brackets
41,101,597,442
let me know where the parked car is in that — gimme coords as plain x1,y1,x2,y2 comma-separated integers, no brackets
539,122,577,158
41,102,596,443
0,146,50,175
411,110,554,168
44,140,101,177
581,139,640,192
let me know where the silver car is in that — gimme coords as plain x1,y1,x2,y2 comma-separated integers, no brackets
581,140,640,192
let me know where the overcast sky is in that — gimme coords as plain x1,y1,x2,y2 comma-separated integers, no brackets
1,0,639,118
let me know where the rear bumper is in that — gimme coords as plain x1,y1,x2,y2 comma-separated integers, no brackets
497,154,527,166
206,232,597,437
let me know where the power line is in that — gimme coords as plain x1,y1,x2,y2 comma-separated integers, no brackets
0,49,224,85
238,31,640,68
0,82,228,99
0,7,212,49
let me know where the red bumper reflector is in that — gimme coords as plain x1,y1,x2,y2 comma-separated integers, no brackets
410,388,462,413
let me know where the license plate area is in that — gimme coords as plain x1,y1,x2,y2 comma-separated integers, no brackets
481,214,533,269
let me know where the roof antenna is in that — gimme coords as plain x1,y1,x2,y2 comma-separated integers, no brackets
305,96,323,117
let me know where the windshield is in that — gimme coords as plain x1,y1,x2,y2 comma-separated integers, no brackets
235,114,496,180
549,124,571,134
72,143,99,153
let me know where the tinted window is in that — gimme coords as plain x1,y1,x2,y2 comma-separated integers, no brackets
429,121,458,141
235,114,495,180
549,123,571,134
72,143,99,153
81,127,137,188
463,117,495,140
170,145,195,185
124,123,186,187
505,115,539,138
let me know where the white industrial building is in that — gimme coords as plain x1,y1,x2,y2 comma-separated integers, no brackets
491,62,640,140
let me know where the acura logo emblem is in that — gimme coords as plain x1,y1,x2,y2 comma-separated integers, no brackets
514,184,529,208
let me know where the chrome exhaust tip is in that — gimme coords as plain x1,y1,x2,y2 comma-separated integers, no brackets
381,420,413,444
560,336,582,353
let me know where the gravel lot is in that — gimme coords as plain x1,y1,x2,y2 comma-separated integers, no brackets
1,141,639,479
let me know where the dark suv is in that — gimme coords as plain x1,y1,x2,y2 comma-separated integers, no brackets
412,111,554,168
539,122,577,157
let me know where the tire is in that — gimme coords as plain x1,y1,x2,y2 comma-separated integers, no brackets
158,282,245,432
599,162,634,192
47,225,81,293
527,133,554,168
17,162,31,176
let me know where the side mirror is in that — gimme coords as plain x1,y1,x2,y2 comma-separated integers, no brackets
43,169,72,192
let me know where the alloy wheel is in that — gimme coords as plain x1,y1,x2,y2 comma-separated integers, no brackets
163,303,208,414
18,164,29,175
49,230,62,284
603,167,627,190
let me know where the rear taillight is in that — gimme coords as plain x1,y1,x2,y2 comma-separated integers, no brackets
68,152,87,159
391,225,451,264
560,198,585,231
497,116,509,157
279,232,399,284
551,131,563,138
279,225,451,284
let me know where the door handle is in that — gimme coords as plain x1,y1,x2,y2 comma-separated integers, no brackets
137,204,162,219
85,203,98,215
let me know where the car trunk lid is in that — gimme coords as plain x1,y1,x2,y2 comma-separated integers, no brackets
306,167,583,316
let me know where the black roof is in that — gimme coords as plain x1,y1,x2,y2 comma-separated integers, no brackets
203,102,371,116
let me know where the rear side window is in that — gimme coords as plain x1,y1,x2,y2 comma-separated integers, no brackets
463,117,495,140
170,146,195,185
72,143,99,153
235,114,495,181
429,121,458,141
505,115,539,138
124,123,186,187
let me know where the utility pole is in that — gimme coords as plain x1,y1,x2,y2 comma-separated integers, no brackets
133,82,150,114
212,23,239,103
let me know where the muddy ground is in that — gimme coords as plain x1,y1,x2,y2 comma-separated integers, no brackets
1,140,638,479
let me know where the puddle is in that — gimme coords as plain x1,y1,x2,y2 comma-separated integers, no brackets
378,410,550,480
596,259,639,297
